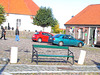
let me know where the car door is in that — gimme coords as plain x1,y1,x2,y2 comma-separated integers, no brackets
42,33,49,42
63,35,70,45
68,35,76,46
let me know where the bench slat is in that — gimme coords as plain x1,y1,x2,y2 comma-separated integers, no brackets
33,45,68,49
37,54,74,57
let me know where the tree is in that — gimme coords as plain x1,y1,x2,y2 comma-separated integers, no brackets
60,29,66,34
0,5,5,25
33,7,57,31
52,23,61,33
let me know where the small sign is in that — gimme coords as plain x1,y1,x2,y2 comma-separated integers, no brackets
85,33,87,36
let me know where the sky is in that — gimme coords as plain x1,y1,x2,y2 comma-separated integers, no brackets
33,0,100,29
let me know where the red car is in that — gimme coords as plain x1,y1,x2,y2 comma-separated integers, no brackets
32,31,53,42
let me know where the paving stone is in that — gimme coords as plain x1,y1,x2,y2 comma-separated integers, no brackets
0,38,100,74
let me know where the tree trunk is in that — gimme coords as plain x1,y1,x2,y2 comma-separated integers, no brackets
43,27,44,31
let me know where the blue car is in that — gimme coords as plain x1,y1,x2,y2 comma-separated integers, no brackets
52,34,84,47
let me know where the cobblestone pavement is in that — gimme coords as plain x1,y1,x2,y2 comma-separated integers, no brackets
0,64,100,74
0,38,100,74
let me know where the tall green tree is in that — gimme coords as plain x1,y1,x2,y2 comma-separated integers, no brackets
0,5,5,25
33,7,57,31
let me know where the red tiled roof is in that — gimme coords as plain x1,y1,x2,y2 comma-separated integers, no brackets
65,4,100,25
0,0,39,15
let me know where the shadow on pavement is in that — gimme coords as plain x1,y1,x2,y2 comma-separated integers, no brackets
92,60,100,70
0,58,9,74
33,58,73,65
0,62,8,75
5,50,10,52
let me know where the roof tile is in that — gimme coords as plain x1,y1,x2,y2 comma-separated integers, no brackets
0,0,39,15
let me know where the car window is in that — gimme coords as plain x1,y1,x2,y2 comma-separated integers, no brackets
42,33,49,36
64,35,69,39
42,33,46,36
54,34,62,38
47,33,52,37
68,35,74,39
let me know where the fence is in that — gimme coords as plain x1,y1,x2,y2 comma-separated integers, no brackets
0,30,35,39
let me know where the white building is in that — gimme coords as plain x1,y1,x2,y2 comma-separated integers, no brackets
0,0,51,32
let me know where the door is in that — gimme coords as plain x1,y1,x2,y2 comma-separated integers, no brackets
89,27,96,45
42,33,49,42
63,35,75,46
63,35,70,45
68,35,76,46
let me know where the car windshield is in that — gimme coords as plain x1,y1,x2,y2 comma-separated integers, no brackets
35,32,39,34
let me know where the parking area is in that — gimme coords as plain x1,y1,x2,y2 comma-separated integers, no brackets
0,38,100,65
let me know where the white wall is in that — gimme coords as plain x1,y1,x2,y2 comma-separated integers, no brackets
2,14,51,32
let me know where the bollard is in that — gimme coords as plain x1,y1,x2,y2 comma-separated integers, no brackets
78,50,86,65
10,47,18,63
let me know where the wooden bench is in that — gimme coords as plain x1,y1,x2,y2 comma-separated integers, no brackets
32,44,74,64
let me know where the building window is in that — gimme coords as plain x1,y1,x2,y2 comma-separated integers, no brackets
78,28,84,39
16,19,21,27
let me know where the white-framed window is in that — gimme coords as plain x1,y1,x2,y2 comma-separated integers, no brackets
78,28,84,39
16,19,21,27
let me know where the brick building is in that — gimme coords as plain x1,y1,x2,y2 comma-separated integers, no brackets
64,4,100,45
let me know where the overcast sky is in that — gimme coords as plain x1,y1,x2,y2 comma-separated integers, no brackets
33,0,100,29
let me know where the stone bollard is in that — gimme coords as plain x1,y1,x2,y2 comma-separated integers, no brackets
78,50,86,65
10,47,18,63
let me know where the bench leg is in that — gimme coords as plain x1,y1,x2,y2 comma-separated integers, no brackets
31,53,34,63
36,55,38,65
67,57,74,65
31,52,35,63
72,57,74,65
66,57,69,63
67,57,69,61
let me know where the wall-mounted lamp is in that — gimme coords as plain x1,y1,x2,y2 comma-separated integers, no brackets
84,30,87,33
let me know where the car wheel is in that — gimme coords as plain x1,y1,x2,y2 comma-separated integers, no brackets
78,43,82,47
38,38,42,43
58,42,63,46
